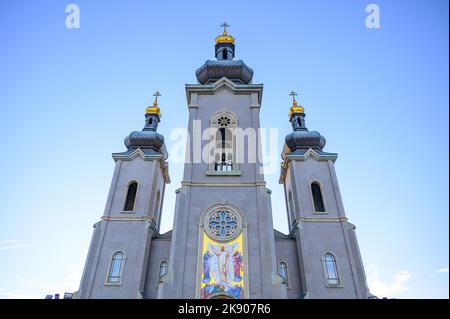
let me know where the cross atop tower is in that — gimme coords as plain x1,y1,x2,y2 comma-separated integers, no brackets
220,22,230,34
153,90,161,104
289,90,298,103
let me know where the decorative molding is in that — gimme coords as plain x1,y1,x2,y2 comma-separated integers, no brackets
279,148,338,184
181,181,266,187
101,216,155,222
112,148,171,184
185,77,263,108
206,170,242,176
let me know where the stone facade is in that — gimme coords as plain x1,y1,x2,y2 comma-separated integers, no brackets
77,28,370,299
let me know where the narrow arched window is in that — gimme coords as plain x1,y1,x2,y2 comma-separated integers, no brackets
311,182,325,212
222,49,228,60
323,253,339,286
123,182,138,211
108,252,124,283
288,191,295,214
159,261,168,281
214,116,233,172
278,261,288,284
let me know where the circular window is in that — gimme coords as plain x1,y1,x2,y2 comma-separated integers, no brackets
205,208,242,242
217,116,231,127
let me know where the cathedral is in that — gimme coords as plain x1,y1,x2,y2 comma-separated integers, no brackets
77,25,371,299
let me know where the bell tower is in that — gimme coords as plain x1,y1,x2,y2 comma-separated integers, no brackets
159,24,286,299
279,93,370,298
78,93,170,298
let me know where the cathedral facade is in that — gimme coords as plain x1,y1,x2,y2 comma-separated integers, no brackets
78,26,371,299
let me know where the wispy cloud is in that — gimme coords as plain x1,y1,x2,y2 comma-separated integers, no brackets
0,240,33,250
366,264,411,298
436,267,449,273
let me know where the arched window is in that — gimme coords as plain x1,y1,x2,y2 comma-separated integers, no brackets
311,182,325,212
222,49,228,60
210,112,237,173
123,181,138,211
323,253,339,286
159,261,168,281
288,191,295,214
108,252,125,283
278,261,288,284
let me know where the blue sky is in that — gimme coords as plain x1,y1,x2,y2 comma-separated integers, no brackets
0,0,448,299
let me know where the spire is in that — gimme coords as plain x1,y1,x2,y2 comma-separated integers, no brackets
123,91,165,153
284,91,326,152
145,91,161,116
196,23,253,84
144,91,162,131
215,22,235,45
288,90,305,117
215,22,235,61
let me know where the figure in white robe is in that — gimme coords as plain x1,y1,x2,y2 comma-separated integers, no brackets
208,242,238,287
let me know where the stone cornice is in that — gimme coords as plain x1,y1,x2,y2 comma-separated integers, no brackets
181,181,266,187
185,77,263,107
101,216,161,237
112,148,171,184
288,216,349,238
279,148,338,184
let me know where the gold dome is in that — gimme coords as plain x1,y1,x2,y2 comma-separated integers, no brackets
215,22,235,44
288,91,304,117
146,91,161,116
215,31,235,44
288,101,304,117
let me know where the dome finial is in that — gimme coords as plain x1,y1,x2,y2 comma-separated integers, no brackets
146,90,161,116
215,22,235,44
221,21,229,34
288,90,304,117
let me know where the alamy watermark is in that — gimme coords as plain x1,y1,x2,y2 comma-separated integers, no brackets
365,4,380,29
167,122,282,176
65,4,80,29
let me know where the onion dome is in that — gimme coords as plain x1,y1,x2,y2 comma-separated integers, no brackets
195,22,254,85
196,60,253,84
285,91,326,152
215,22,235,44
124,91,165,152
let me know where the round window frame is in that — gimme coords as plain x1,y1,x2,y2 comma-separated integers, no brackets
204,206,243,242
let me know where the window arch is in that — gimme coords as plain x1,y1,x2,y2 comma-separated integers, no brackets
123,181,138,211
323,253,339,286
222,48,228,60
159,261,168,282
288,191,295,214
311,182,325,212
209,111,238,173
107,251,125,283
278,261,288,284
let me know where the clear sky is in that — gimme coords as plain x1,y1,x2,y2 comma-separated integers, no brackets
0,0,448,299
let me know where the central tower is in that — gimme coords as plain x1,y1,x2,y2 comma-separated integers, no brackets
159,25,286,299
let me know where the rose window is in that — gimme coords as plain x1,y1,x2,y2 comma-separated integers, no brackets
205,209,241,241
217,116,231,127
